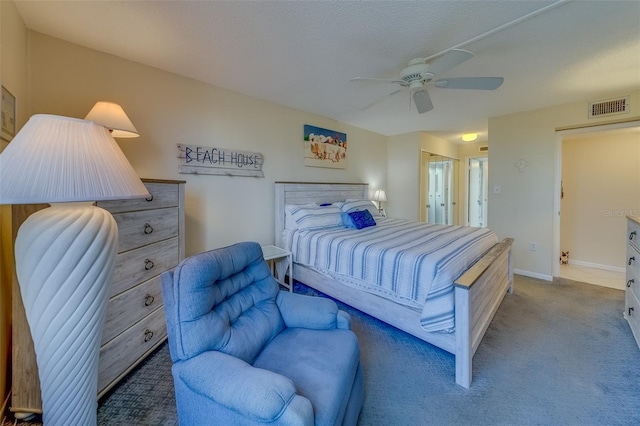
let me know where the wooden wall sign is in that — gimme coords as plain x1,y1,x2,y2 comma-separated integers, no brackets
177,144,264,177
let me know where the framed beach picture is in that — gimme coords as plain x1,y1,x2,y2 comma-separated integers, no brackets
304,124,347,169
1,86,16,142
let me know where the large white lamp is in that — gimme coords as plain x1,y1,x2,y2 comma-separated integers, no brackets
0,114,149,425
373,189,387,216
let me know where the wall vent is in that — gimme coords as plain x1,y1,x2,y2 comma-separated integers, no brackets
479,145,488,152
588,96,629,118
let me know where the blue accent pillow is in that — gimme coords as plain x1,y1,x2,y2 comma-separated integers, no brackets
341,212,356,228
348,209,377,229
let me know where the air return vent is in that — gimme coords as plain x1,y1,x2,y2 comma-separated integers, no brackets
479,145,488,152
588,96,629,118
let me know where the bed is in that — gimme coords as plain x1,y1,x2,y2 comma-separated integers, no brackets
275,182,514,388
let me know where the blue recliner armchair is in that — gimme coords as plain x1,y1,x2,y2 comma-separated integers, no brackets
161,242,364,425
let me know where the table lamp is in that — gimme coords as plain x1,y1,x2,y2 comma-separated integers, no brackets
373,189,387,215
0,114,149,425
85,101,139,138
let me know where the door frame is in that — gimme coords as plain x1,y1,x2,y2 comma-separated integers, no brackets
552,120,640,278
465,155,489,227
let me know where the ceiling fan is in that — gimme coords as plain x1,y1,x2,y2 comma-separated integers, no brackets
351,49,503,114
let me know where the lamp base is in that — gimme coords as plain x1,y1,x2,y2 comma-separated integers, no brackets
15,203,118,426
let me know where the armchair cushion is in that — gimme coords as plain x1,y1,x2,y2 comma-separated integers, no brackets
174,350,312,422
164,242,285,364
254,327,361,426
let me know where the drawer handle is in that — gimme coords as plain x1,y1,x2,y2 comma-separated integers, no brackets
144,259,155,270
629,257,636,266
628,279,635,288
631,231,637,241
629,307,635,317
144,294,155,306
145,194,154,202
144,223,154,234
144,329,154,342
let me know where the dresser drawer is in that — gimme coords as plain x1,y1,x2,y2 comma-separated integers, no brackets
626,244,640,283
98,182,180,214
102,275,165,345
629,219,640,253
627,270,640,299
114,207,179,253
98,307,167,394
625,286,640,348
111,237,179,297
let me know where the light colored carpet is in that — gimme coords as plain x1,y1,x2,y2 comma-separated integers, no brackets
5,275,639,425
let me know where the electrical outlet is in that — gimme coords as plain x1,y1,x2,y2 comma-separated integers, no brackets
529,242,537,251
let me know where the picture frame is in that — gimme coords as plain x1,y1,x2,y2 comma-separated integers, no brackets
303,124,347,169
2,85,16,142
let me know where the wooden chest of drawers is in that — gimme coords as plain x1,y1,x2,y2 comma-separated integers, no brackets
626,216,640,350
10,179,185,415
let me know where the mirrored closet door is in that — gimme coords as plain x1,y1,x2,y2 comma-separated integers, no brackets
421,152,459,225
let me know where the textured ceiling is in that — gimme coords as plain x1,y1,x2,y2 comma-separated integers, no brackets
13,0,640,144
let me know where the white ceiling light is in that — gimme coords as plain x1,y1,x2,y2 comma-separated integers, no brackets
462,133,478,142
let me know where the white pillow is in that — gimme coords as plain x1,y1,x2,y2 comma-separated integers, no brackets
289,205,343,231
285,203,316,230
340,199,381,217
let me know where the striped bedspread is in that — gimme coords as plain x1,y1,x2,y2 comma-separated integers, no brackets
285,218,498,332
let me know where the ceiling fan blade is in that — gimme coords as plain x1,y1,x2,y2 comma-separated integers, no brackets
425,49,474,76
413,89,433,114
351,77,405,85
434,77,504,90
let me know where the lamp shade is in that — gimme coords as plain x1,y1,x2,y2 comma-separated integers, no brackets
85,101,139,138
0,114,149,204
373,189,387,202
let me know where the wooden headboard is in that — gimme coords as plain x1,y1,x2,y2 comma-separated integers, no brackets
274,182,368,247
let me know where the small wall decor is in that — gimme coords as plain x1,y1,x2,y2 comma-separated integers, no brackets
514,158,529,173
1,86,16,142
304,124,347,169
177,144,264,177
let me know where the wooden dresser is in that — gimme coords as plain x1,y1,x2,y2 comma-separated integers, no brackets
10,179,185,415
626,216,640,350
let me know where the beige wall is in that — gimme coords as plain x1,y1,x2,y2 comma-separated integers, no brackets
387,132,420,220
28,32,388,255
489,91,640,279
561,131,640,270
0,0,29,409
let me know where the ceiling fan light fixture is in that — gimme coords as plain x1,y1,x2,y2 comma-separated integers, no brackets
462,133,478,142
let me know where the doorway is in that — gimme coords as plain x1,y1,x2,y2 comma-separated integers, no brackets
553,120,640,289
467,157,488,227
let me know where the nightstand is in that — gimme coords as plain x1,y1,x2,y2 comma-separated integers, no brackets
262,245,293,292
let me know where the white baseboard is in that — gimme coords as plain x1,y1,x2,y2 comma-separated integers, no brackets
567,259,625,274
514,269,553,282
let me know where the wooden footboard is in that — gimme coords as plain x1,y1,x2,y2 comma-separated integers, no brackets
454,237,514,387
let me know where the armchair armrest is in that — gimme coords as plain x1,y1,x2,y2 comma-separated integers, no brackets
336,310,352,330
175,351,313,424
276,290,348,330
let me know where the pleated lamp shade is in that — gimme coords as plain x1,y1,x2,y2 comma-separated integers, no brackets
373,189,387,202
85,101,139,138
0,114,149,204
